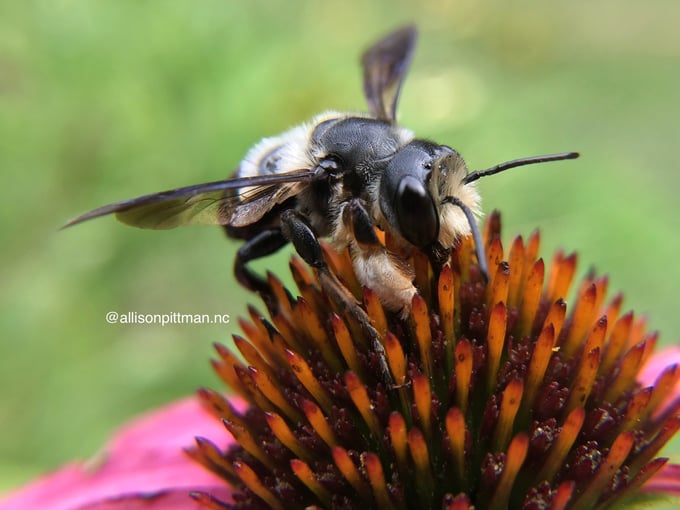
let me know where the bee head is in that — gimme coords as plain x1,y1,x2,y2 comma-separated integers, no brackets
379,140,475,248
380,141,579,279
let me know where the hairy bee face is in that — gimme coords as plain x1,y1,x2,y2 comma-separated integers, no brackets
379,141,481,249
431,148,482,249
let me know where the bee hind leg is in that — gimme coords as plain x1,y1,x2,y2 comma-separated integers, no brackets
234,229,289,308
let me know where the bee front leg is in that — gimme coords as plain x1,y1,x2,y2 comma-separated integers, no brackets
341,199,416,319
425,240,451,275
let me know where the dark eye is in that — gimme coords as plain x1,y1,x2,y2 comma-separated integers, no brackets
395,175,438,247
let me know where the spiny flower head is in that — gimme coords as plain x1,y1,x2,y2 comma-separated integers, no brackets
189,212,680,510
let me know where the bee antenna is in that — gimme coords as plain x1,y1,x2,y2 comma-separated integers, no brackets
442,196,489,282
463,151,579,185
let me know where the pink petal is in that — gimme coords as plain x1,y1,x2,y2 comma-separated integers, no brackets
0,396,242,510
638,347,680,388
643,463,680,496
638,348,680,496
638,347,680,417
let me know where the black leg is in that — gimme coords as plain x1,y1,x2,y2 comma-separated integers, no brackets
234,229,289,294
280,209,393,385
426,240,451,273
280,210,362,317
280,210,325,269
343,199,381,247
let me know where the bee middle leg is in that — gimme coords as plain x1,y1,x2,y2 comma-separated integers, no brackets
280,209,366,316
280,208,392,385
281,210,381,312
279,208,402,387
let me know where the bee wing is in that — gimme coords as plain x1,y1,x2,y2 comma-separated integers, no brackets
228,180,306,227
63,169,315,230
361,25,417,122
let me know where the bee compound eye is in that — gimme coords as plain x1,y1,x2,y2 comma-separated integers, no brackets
395,175,439,247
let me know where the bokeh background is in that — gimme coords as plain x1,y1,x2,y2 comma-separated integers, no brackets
1,0,679,500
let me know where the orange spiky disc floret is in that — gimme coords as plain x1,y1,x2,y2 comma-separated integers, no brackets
190,212,679,509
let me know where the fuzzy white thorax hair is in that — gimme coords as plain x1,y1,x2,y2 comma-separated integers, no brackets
237,111,351,179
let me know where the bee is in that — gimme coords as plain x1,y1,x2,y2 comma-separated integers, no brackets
65,26,578,322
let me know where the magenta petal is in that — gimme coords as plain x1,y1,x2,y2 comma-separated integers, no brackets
0,396,241,510
643,464,680,496
638,347,680,388
105,394,242,457
638,347,680,417
638,349,680,497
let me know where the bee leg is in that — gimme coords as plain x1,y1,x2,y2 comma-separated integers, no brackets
280,210,363,311
280,209,392,384
234,229,289,307
279,210,325,270
280,209,367,316
426,240,451,273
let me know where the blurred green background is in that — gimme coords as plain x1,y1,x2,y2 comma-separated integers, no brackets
1,0,679,499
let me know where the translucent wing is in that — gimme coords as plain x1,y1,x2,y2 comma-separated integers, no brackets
361,25,417,122
63,169,315,230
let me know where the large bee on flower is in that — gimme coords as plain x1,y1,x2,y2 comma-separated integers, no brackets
65,26,578,319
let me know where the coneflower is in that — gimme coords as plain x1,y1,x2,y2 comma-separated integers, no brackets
2,214,678,510
187,211,680,510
